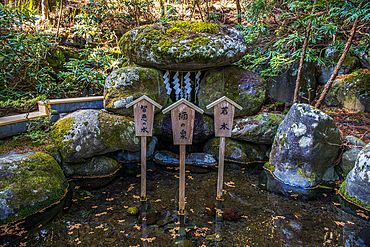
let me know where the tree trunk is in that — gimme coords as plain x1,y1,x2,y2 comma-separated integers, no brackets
315,15,360,109
41,0,50,20
236,0,241,24
293,2,316,104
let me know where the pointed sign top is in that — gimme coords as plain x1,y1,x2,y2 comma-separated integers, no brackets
206,96,243,110
162,98,204,114
125,95,162,109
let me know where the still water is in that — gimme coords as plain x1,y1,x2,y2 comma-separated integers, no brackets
26,163,370,246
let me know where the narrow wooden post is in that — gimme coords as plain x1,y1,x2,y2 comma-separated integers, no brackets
217,137,226,199
141,136,147,200
141,200,148,247
179,144,186,213
126,95,162,202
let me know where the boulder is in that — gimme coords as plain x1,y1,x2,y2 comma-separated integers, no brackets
339,143,370,212
154,112,214,144
119,21,247,71
197,66,267,117
231,113,285,145
203,138,268,165
345,135,366,147
267,62,317,105
324,70,370,112
50,109,142,163
318,47,360,85
65,156,121,188
357,52,370,69
0,152,69,244
104,66,170,116
153,151,217,173
267,103,341,188
340,147,361,176
112,136,158,163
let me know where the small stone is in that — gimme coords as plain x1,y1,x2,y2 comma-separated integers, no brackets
141,211,159,225
205,202,215,216
223,208,239,221
127,207,139,216
340,147,361,176
345,136,366,147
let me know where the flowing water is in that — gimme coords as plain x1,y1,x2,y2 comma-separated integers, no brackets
24,164,370,247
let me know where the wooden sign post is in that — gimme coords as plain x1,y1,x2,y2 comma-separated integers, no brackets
126,95,162,201
206,96,242,200
162,99,204,214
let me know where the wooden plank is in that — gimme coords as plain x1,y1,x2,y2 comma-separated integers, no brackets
125,95,162,109
217,137,226,199
214,101,235,137
0,112,48,126
162,98,204,114
133,99,155,136
171,104,195,145
141,136,147,200
206,96,243,110
38,96,104,105
179,144,186,213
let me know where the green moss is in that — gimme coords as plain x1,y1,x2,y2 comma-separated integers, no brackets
50,117,75,159
264,162,275,172
339,180,370,210
296,167,316,185
0,152,67,224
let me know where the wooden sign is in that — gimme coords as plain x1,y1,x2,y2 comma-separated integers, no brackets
126,95,162,137
126,95,162,201
162,99,204,214
206,96,242,200
163,99,204,145
207,96,242,137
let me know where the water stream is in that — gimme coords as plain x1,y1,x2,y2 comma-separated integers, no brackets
25,164,370,246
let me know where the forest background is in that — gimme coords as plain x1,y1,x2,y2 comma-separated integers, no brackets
0,0,370,147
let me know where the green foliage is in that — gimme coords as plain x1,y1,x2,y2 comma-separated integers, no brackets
14,115,53,145
57,48,120,96
239,0,370,78
0,4,56,102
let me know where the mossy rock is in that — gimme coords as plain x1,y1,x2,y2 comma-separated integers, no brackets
66,156,121,188
197,66,267,117
0,152,69,244
104,66,170,116
267,61,317,106
203,137,268,165
119,21,247,71
232,113,285,144
318,47,360,85
324,69,370,112
339,143,370,212
50,109,143,163
269,103,341,189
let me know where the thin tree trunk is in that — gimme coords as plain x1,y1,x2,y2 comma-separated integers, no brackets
315,15,360,109
293,1,316,104
41,0,50,20
236,0,241,24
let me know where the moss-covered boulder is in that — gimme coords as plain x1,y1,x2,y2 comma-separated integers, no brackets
119,21,247,71
197,66,267,117
267,103,341,189
267,61,317,105
66,156,121,188
324,70,370,112
104,66,170,116
232,113,285,144
339,143,370,213
112,136,158,163
154,112,214,144
0,152,69,244
50,109,142,163
318,47,360,85
203,138,268,165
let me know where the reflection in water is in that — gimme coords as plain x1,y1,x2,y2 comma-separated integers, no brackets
23,166,370,246
141,200,148,247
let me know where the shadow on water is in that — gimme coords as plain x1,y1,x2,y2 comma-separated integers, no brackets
21,164,370,247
